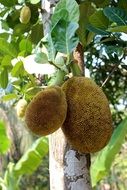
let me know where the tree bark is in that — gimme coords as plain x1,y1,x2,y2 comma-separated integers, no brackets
41,1,92,189
49,129,92,190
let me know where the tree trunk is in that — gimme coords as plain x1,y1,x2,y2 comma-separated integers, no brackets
49,129,92,190
41,1,92,189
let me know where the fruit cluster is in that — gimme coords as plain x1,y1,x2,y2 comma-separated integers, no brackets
18,77,113,153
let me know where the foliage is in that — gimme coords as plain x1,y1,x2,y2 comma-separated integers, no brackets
0,0,126,96
19,155,49,190
0,137,48,189
0,121,10,154
0,0,127,189
91,117,127,187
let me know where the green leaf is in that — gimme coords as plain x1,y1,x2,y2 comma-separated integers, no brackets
13,23,31,36
30,0,40,4
0,38,18,58
89,10,109,29
77,2,95,46
0,121,11,154
6,9,20,29
1,21,10,31
4,163,18,189
0,8,9,17
104,7,127,26
19,39,32,54
118,0,127,10
0,33,9,40
55,53,65,67
70,62,82,76
105,45,123,57
14,137,48,176
29,23,43,44
0,177,6,189
87,24,110,35
42,33,56,62
0,56,3,64
48,70,66,86
52,20,79,54
0,0,17,7
91,117,127,187
86,32,95,46
11,61,24,77
51,0,79,27
0,68,8,89
51,9,69,28
34,52,48,63
25,87,42,99
1,55,12,69
2,94,18,101
107,25,127,33
29,6,39,25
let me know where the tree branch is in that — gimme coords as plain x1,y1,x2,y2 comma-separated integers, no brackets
73,43,85,76
101,65,117,87
101,57,123,88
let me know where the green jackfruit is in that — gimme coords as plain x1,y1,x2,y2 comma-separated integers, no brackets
25,86,67,136
20,6,31,24
62,77,113,153
16,99,27,118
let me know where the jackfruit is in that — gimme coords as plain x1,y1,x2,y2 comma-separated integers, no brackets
20,6,31,24
16,99,28,118
62,77,113,153
25,86,67,136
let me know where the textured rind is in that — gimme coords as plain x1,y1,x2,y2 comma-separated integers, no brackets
62,77,113,153
25,86,67,136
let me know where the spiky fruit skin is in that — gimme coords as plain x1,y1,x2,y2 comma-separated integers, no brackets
20,6,31,24
16,99,27,118
25,86,67,136
62,77,113,153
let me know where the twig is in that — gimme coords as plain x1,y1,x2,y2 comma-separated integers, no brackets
101,54,124,87
101,58,124,88
48,61,61,70
101,65,117,87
